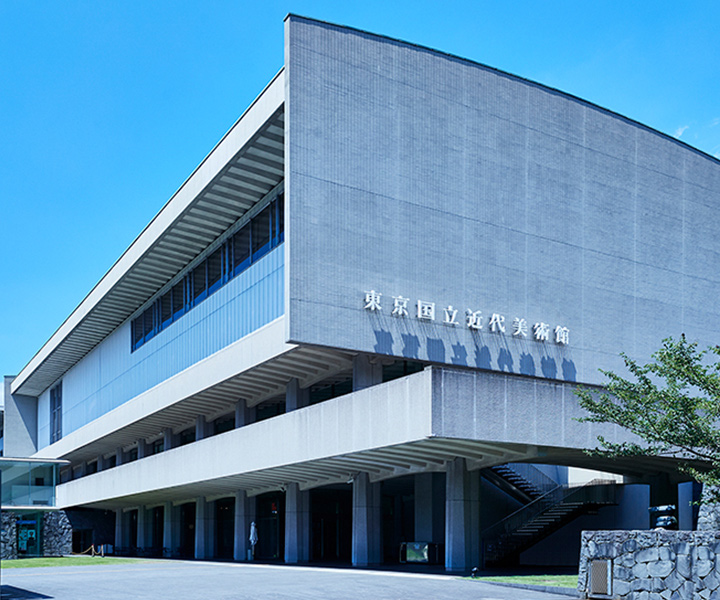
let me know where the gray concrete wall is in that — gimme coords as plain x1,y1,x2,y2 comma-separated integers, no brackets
285,16,720,388
4,375,38,457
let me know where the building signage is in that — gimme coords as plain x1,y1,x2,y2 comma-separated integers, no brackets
363,290,569,345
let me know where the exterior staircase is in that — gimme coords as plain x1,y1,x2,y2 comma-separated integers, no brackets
482,464,618,567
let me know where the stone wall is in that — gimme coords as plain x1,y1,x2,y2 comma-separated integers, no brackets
579,530,720,599
43,511,72,556
0,510,72,559
697,486,720,531
1,512,18,559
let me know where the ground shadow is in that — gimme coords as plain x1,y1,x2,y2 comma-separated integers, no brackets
1,585,53,599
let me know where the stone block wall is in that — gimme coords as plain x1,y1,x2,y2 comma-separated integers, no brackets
0,511,72,559
579,530,720,599
1,512,18,559
43,511,72,556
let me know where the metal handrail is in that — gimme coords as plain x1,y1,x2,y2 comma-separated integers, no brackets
482,479,617,543
499,463,559,496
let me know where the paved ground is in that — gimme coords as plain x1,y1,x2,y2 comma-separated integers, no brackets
1,560,574,600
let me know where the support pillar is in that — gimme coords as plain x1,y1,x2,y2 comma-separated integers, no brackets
352,472,382,566
196,416,207,441
137,506,147,550
352,355,383,391
284,483,310,563
235,400,255,428
285,379,309,412
415,472,445,543
163,428,173,451
195,497,207,559
137,440,148,459
115,447,124,466
115,509,124,549
233,490,256,561
445,458,480,572
163,501,174,556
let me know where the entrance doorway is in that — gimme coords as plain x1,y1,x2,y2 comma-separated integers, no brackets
180,502,196,558
216,498,234,559
255,492,284,560
310,488,351,563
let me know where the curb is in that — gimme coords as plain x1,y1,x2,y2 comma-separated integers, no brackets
482,580,580,597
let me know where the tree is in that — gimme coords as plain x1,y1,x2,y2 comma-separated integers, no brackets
576,335,720,497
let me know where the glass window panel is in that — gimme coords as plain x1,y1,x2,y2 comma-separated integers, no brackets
160,291,172,327
193,263,207,303
132,317,144,347
233,225,251,273
252,205,272,259
172,280,185,319
277,194,284,244
208,248,222,291
143,306,155,339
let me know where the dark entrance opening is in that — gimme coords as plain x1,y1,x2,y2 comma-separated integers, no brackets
216,497,234,559
150,505,164,556
255,492,284,561
310,487,351,563
72,529,92,554
180,502,196,558
382,477,415,564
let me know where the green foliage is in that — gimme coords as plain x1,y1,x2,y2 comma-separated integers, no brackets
576,336,720,493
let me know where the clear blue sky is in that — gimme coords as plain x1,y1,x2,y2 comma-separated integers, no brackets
1,1,719,378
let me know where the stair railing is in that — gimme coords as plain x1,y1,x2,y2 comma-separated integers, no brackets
499,463,560,497
482,479,617,563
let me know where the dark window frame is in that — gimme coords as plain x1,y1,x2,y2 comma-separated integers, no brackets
130,193,284,352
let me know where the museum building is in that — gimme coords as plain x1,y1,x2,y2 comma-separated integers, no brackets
4,16,720,570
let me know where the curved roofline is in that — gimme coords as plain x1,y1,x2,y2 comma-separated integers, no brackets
285,13,719,167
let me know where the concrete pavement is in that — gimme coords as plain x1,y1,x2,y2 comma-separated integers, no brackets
2,560,575,600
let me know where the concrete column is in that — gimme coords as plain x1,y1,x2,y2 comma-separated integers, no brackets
415,472,445,543
284,483,310,563
352,354,382,391
352,472,382,566
137,506,147,549
235,400,256,428
445,458,480,572
195,497,207,559
196,416,207,441
285,379,309,412
163,428,174,451
137,439,149,459
115,509,124,549
116,447,124,466
234,490,256,561
415,473,433,541
163,501,174,555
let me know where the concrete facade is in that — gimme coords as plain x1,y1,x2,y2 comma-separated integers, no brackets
4,16,720,572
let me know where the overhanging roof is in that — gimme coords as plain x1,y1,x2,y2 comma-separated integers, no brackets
12,70,286,397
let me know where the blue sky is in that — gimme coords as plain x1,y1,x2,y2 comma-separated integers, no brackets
1,1,719,378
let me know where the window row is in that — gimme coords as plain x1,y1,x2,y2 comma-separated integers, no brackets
132,195,284,351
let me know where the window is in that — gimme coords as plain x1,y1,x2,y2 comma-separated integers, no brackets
172,280,185,320
150,439,164,455
130,192,284,352
192,263,207,303
232,226,251,274
252,204,272,260
207,247,223,293
50,383,62,443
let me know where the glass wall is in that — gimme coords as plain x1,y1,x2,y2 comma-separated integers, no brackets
0,460,58,508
